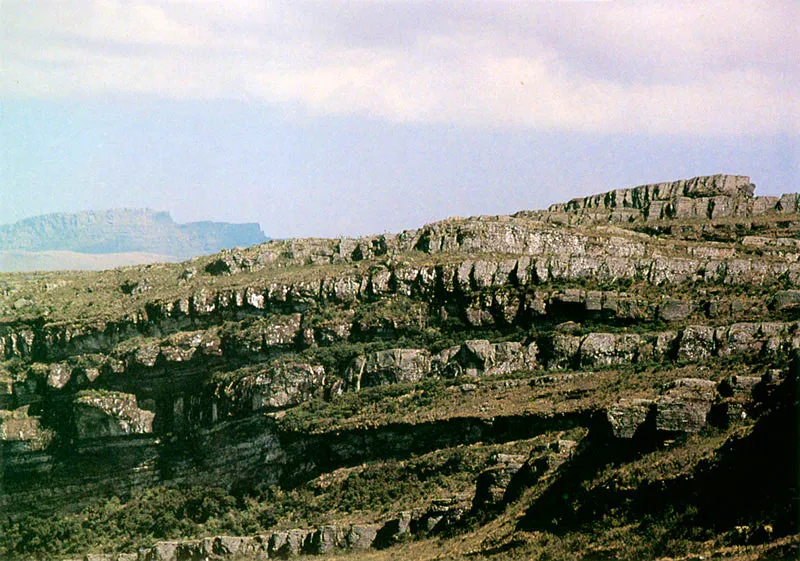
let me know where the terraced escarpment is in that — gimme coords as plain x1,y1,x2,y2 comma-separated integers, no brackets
0,175,797,561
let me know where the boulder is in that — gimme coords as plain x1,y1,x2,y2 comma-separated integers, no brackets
548,334,581,370
347,348,431,390
416,496,471,534
606,399,653,438
579,333,640,368
654,379,718,434
305,525,344,554
268,529,308,558
663,378,718,401
654,397,712,433
344,524,380,550
718,375,761,397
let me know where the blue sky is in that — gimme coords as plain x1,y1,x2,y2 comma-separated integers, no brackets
1,1,798,238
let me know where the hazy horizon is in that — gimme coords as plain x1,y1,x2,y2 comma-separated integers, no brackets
2,1,797,239
0,168,793,237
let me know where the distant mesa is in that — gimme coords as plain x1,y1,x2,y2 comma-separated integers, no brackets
0,208,267,272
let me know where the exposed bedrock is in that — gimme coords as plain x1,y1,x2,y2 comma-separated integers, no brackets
1,174,798,560
604,371,773,439
0,247,797,365
0,408,587,520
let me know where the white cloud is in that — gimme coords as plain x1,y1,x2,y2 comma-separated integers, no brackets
1,0,797,135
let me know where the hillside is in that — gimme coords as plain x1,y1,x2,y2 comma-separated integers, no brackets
0,209,267,272
0,174,797,561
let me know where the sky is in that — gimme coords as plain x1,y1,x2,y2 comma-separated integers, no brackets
1,1,798,238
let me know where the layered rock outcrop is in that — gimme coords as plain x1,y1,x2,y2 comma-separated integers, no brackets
1,174,797,561
527,175,799,226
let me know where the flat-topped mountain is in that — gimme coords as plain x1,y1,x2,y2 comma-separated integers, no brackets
0,209,267,272
0,175,797,561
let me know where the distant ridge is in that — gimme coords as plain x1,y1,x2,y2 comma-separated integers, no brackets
0,209,267,272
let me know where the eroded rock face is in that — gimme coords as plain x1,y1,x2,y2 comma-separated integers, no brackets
347,348,431,390
344,340,539,391
139,535,271,561
0,373,11,409
718,375,761,397
344,524,380,550
606,399,654,439
140,540,178,561
416,495,472,533
73,391,154,438
218,361,326,413
141,522,383,560
654,378,718,434
434,340,538,378
2,174,799,558
654,397,712,434
270,528,309,558
160,329,222,363
0,405,52,448
542,175,756,225
772,290,800,312
606,377,746,438
306,525,344,555
677,326,716,362
579,333,641,369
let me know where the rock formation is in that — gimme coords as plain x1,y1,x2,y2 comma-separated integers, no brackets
0,175,797,561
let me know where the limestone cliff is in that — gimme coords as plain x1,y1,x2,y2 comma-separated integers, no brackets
0,175,797,561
